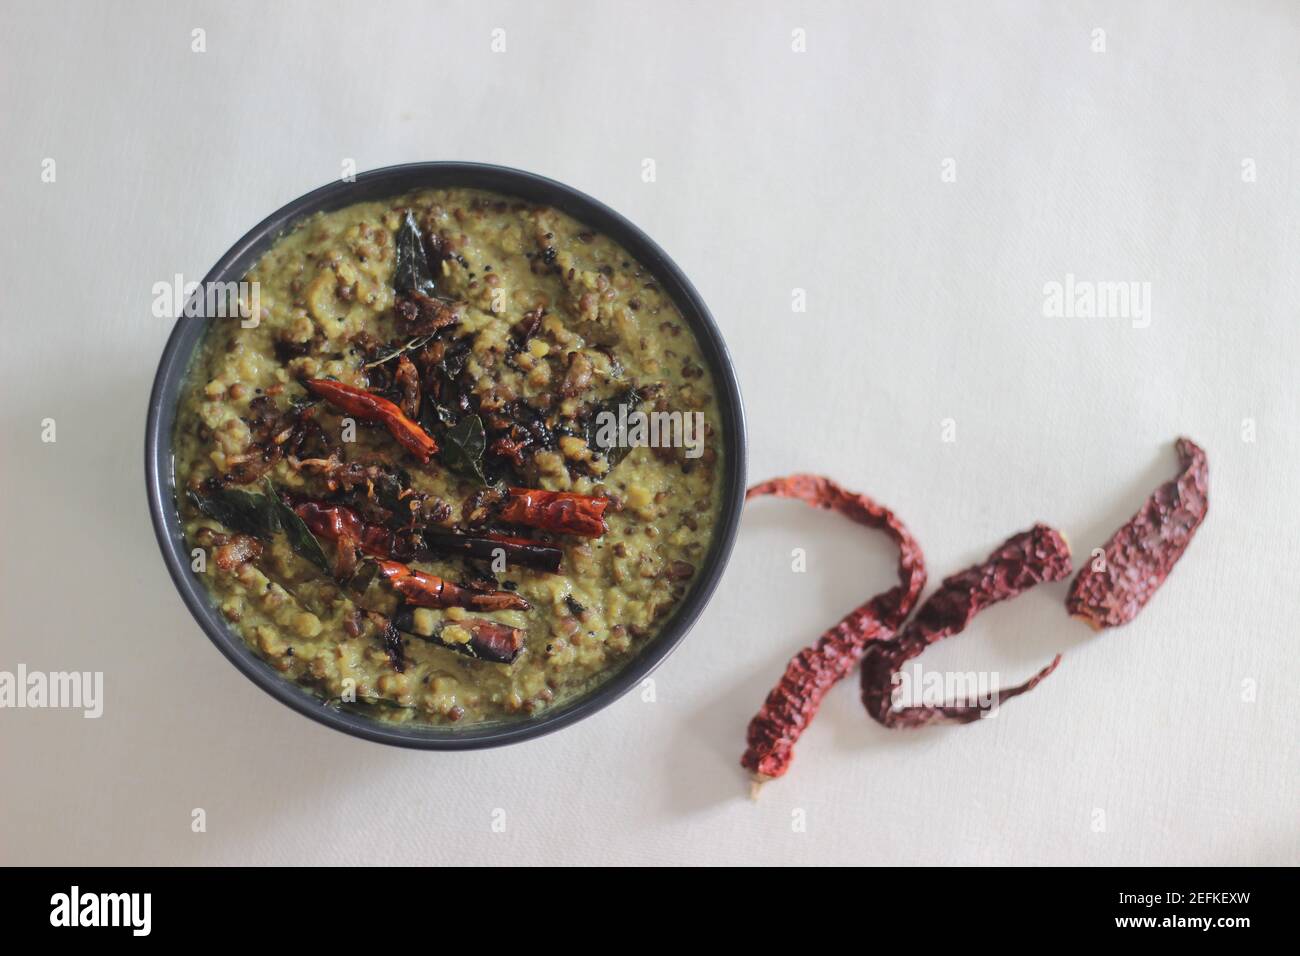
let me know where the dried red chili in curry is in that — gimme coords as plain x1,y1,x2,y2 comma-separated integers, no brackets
293,499,563,573
303,378,438,462
375,559,530,613
294,500,397,559
498,487,610,537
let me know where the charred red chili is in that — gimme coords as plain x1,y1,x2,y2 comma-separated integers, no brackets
375,559,530,612
392,605,525,664
860,524,1071,728
1066,437,1208,630
499,487,609,537
303,378,438,462
370,612,407,673
294,499,562,573
740,475,926,783
419,530,562,573
294,500,398,558
456,619,526,663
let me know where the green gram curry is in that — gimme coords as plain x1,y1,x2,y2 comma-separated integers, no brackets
174,188,722,726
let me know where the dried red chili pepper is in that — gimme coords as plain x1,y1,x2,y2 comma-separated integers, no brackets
295,499,563,573
294,500,398,559
303,378,438,462
1066,437,1208,630
392,605,526,664
375,559,530,612
499,487,609,538
458,619,526,663
740,475,927,783
419,530,562,573
860,524,1072,728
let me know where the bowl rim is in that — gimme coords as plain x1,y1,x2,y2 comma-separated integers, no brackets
144,161,747,750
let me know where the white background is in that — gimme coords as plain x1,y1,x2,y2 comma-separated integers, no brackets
2,0,1297,866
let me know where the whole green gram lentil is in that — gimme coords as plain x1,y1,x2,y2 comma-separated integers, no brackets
174,189,722,725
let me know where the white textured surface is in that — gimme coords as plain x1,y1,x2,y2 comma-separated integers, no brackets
2,0,1297,866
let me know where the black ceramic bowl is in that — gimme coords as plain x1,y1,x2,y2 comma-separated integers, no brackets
145,162,746,749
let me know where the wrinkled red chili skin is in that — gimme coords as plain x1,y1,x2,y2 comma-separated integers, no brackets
740,476,927,781
392,607,527,663
294,501,398,558
420,530,563,573
462,619,526,663
303,378,438,462
861,524,1072,728
296,500,563,574
375,559,530,612
499,488,609,537
1066,437,1208,630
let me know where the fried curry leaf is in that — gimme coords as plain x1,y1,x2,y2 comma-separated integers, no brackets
440,413,489,485
394,211,437,297
346,558,379,595
419,399,457,437
275,504,333,574
187,486,280,538
191,478,341,579
585,386,642,468
261,478,332,573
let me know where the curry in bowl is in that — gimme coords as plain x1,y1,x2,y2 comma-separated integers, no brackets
174,188,723,726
